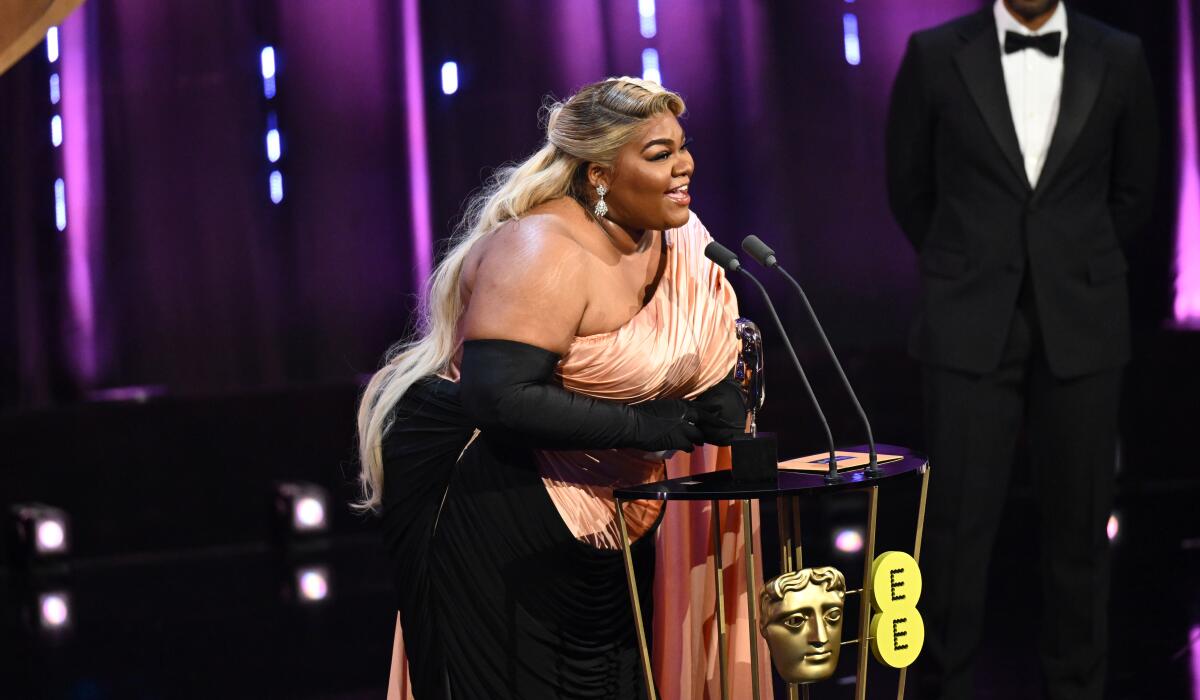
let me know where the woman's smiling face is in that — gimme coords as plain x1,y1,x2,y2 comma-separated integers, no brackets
592,112,694,231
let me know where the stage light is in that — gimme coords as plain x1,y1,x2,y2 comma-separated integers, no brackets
440,61,458,95
834,528,864,554
46,27,59,63
260,46,276,81
51,114,63,147
275,482,329,534
269,170,283,204
295,496,325,530
261,46,277,100
38,592,70,629
843,13,861,66
641,48,661,84
37,520,66,553
638,0,657,39
49,73,60,104
260,53,283,202
10,504,70,560
54,178,67,231
266,128,281,162
296,566,330,603
1107,513,1120,542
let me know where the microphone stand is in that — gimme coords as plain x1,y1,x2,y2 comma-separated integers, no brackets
742,235,880,477
704,242,843,483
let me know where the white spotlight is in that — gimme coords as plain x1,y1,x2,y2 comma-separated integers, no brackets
641,48,661,84
54,178,67,231
834,528,864,554
297,567,330,603
295,496,325,530
441,61,459,95
36,520,66,553
46,27,59,63
843,13,861,66
269,170,284,204
38,592,70,629
11,503,70,558
275,482,329,534
266,128,281,162
1107,513,1120,542
261,46,277,99
638,0,657,38
260,46,276,80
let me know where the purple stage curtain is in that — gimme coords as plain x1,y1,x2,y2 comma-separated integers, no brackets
1,0,1180,420
1,0,420,411
0,52,74,408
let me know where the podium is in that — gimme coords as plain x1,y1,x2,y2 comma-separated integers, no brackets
613,444,930,700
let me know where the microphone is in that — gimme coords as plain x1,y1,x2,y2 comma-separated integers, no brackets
704,241,841,482
741,235,879,475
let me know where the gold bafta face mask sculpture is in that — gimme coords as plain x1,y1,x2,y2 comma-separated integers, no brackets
759,566,847,683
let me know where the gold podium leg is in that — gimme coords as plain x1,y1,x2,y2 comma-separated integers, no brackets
712,500,730,700
779,497,802,700
777,496,794,573
913,463,931,563
741,500,762,700
897,464,932,700
855,486,880,700
616,498,657,700
791,496,804,571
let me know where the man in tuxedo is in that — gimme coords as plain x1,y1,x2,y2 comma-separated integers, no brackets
885,1,1157,698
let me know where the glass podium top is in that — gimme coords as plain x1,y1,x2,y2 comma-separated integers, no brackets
613,444,927,501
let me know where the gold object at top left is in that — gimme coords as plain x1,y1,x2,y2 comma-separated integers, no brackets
0,0,86,76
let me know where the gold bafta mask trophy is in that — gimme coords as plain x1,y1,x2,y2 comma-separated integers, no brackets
759,566,847,683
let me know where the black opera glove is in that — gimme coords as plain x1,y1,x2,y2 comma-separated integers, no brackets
458,339,704,452
691,374,749,446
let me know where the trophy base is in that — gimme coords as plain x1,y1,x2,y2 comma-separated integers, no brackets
731,433,778,484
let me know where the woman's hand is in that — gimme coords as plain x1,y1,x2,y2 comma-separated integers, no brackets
630,398,705,452
690,377,748,446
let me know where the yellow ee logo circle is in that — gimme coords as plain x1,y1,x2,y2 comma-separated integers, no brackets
867,551,924,668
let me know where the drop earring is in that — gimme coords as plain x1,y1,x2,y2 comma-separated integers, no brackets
594,184,609,218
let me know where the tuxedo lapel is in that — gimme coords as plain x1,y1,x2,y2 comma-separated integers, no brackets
954,12,1031,193
1035,17,1105,197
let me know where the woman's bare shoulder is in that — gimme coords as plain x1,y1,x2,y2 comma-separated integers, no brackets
469,201,589,274
460,202,593,350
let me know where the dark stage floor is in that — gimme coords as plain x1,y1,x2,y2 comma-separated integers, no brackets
2,335,1197,698
1,479,1196,699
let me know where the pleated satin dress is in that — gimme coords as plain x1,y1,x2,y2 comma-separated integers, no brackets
381,213,766,699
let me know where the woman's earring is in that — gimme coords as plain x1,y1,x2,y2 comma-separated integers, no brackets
594,185,609,218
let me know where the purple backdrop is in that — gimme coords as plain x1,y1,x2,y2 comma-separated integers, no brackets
0,0,1186,413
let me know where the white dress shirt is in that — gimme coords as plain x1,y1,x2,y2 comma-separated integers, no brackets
993,0,1068,188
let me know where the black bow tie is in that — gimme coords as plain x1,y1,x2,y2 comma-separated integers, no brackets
1004,30,1062,57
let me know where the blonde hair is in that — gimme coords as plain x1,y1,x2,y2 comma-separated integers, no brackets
354,77,686,511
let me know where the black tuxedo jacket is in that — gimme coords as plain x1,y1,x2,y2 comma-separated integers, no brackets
886,7,1157,379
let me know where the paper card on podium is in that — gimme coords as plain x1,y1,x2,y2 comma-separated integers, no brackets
780,450,905,473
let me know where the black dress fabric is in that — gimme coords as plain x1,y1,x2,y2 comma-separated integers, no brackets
381,376,658,699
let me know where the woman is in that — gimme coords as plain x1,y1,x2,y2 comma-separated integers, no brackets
358,77,749,699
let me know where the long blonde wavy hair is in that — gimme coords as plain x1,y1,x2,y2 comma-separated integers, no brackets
354,77,686,512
